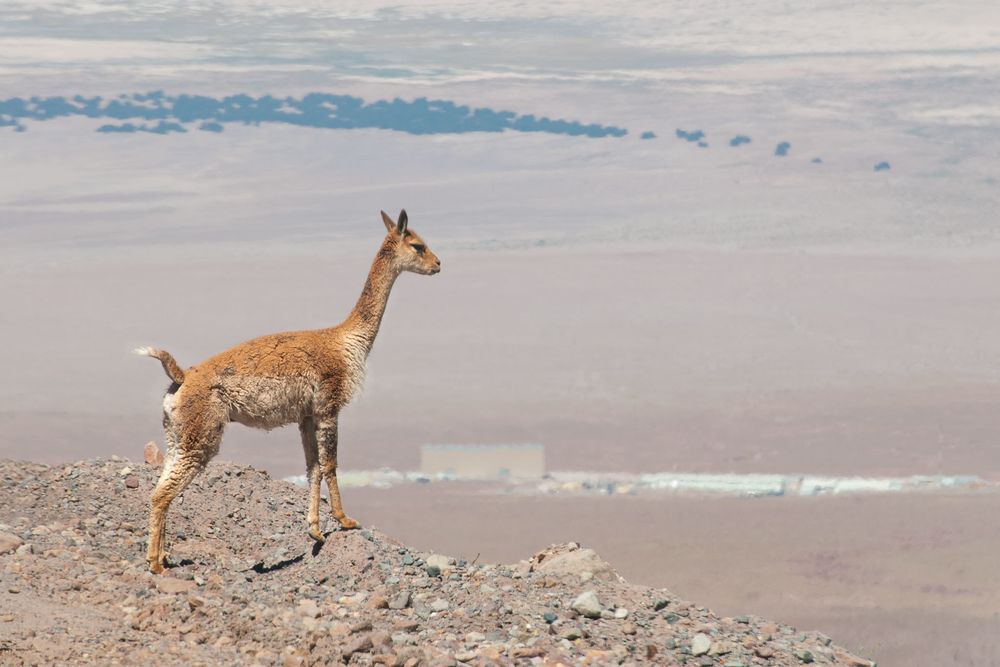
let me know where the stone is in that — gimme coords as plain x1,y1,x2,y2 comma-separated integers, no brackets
543,612,558,624
144,441,165,466
429,598,450,612
426,554,453,570
755,645,775,658
794,648,815,663
350,620,373,634
0,532,24,555
833,649,876,667
392,620,420,632
532,545,616,581
709,641,734,656
389,591,411,610
297,599,321,618
613,607,629,619
653,599,669,611
329,622,351,638
560,626,583,640
156,578,197,594
344,634,373,658
425,564,441,577
511,647,545,659
570,590,603,619
124,476,140,489
366,595,389,610
465,631,486,643
691,633,712,656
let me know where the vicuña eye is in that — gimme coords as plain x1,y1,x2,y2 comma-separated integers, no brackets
411,244,425,254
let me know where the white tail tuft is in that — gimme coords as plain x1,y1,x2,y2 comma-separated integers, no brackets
134,346,156,357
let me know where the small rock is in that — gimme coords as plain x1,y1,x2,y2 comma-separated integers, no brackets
351,620,373,634
392,620,420,632
366,595,389,610
389,591,411,610
652,599,669,611
622,622,637,635
156,578,197,594
560,626,583,640
543,612,558,624
425,564,441,577
511,647,545,659
429,598,450,613
344,634,373,659
329,622,351,638
613,607,629,619
570,590,603,619
298,599,321,618
425,554,453,570
794,648,815,663
755,645,775,658
124,476,140,489
532,544,616,580
691,633,712,656
0,532,24,555
144,441,165,466
709,641,734,656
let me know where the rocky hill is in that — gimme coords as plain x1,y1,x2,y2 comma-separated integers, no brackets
0,457,875,666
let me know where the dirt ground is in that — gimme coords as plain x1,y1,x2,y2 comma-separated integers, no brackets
347,485,1000,667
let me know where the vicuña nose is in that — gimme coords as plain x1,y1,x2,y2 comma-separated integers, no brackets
435,259,441,267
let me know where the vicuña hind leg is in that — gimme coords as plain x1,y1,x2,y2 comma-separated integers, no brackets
299,418,325,542
147,408,222,573
316,416,359,530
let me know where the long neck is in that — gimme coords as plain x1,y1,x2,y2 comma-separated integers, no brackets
343,241,400,356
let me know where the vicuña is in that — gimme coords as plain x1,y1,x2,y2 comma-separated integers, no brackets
136,210,440,573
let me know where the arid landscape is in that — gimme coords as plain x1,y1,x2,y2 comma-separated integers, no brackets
1,456,880,666
3,1,1000,665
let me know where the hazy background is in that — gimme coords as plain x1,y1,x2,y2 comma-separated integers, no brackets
2,1,1000,664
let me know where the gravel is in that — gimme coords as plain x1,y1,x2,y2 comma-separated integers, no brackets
0,457,876,666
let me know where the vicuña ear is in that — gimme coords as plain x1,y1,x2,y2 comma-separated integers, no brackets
380,210,396,234
396,209,408,235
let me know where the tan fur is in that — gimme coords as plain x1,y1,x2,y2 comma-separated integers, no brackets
134,347,186,385
139,210,440,573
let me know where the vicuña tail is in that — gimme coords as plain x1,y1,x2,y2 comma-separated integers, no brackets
134,347,186,385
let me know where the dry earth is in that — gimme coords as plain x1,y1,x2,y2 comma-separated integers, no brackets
0,457,874,667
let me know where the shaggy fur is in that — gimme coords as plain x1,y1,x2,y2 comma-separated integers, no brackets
137,210,440,573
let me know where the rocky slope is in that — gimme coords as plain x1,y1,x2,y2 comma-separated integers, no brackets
0,456,875,666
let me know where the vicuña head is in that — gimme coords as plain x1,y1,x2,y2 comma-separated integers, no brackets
380,209,441,275
136,209,439,573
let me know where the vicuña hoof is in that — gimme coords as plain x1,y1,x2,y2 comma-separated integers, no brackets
308,527,326,543
338,517,360,530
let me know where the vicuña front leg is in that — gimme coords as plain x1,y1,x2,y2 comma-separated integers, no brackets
316,416,359,530
299,418,325,542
